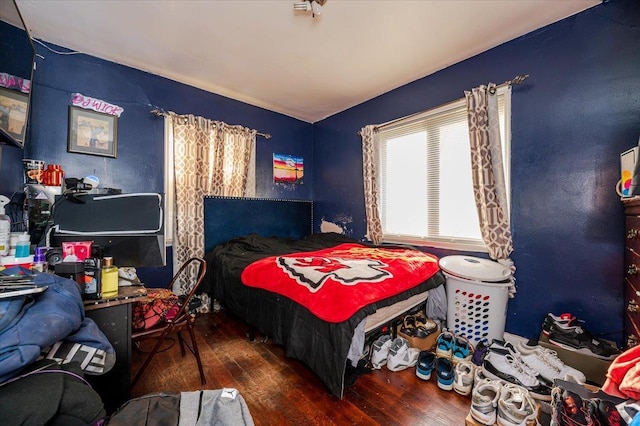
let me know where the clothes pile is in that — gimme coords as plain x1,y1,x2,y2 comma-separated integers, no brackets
0,272,115,425
603,344,640,401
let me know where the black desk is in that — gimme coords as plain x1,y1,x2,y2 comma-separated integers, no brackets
84,286,147,414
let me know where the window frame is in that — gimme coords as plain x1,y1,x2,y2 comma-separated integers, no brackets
376,86,511,253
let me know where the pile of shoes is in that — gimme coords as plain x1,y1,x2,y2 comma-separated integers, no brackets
543,312,620,360
414,329,475,393
466,338,592,425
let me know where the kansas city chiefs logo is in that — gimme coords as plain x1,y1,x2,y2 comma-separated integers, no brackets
277,256,391,292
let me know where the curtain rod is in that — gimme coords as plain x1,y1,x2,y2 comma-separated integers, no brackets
358,74,530,135
489,73,529,94
150,108,271,139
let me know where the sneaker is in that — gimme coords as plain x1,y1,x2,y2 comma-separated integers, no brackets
496,383,539,426
436,357,455,391
488,339,549,384
453,361,475,396
482,351,552,401
370,334,392,369
387,337,420,372
416,351,437,380
515,341,586,384
551,386,600,426
616,400,640,424
472,341,489,366
488,339,517,353
596,398,623,426
474,364,490,389
452,335,473,365
542,312,581,336
548,326,620,361
435,329,455,359
470,379,502,425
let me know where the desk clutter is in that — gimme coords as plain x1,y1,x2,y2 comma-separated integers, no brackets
52,241,137,300
0,235,143,301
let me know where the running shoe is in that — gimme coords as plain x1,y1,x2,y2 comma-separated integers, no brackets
453,360,475,396
452,335,473,365
542,312,581,336
473,364,490,390
550,385,600,426
435,329,455,359
482,350,552,401
515,341,586,384
472,340,489,366
596,398,623,426
387,337,420,372
496,383,539,426
470,379,502,425
370,334,392,369
416,350,437,380
436,357,455,391
548,326,620,361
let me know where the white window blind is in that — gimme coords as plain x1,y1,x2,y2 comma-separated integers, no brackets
377,87,510,252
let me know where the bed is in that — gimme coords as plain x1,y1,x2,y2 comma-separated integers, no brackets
202,196,445,399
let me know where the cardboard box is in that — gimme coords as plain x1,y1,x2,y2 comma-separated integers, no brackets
465,411,543,426
538,333,612,386
397,324,440,351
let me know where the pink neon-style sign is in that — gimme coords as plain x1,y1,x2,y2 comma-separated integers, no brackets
71,93,124,117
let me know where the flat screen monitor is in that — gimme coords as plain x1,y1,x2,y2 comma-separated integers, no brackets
51,193,166,267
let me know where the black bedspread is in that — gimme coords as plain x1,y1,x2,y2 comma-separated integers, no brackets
203,232,445,398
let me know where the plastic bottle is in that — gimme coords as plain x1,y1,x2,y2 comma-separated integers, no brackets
9,232,21,256
33,246,48,273
0,195,10,256
15,233,30,258
101,256,118,298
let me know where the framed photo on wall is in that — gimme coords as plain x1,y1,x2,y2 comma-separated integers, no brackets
68,106,118,158
0,86,29,145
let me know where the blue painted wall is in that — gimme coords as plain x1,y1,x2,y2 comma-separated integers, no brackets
313,0,640,343
25,46,313,199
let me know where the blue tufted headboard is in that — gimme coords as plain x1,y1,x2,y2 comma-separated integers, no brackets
203,196,313,253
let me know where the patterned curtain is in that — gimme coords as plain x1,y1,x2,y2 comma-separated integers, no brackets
465,84,516,295
170,113,256,296
361,125,383,244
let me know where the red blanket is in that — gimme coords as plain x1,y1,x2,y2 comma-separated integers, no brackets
241,243,439,322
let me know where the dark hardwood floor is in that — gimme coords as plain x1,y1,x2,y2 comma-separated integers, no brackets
130,309,472,425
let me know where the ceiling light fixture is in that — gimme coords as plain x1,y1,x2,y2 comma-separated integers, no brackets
293,0,326,17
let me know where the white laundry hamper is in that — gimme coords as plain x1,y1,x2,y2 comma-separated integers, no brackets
439,256,512,345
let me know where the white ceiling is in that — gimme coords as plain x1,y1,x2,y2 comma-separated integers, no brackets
11,0,600,123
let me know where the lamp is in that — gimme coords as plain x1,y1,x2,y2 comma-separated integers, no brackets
293,0,326,17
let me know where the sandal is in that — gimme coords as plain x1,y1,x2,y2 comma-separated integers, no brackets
413,313,438,338
400,315,417,337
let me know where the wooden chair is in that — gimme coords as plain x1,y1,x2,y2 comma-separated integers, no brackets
131,257,207,388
